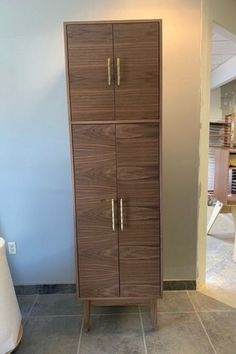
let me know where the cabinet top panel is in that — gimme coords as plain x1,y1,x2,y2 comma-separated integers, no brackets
64,19,162,26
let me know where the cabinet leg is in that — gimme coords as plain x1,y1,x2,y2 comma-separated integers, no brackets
83,300,91,333
150,299,158,330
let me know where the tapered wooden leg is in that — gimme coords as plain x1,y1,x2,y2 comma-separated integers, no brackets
83,300,91,333
150,299,158,330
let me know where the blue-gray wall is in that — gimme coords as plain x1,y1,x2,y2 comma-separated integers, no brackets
0,1,77,284
0,0,201,285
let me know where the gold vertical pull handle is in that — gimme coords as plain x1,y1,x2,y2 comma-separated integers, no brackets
111,198,115,231
107,57,111,86
117,58,120,86
120,198,124,231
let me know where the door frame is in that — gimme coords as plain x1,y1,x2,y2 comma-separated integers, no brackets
196,11,212,290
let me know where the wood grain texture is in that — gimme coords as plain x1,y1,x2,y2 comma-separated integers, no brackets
64,25,81,294
72,125,119,297
66,24,115,121
116,124,161,297
65,21,162,306
113,23,160,120
71,119,158,125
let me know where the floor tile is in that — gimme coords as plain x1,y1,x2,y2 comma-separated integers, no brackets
199,311,236,354
205,212,236,309
31,294,83,316
91,305,139,315
188,291,235,312
17,295,37,320
79,314,144,354
15,316,82,354
141,291,194,313
142,312,215,354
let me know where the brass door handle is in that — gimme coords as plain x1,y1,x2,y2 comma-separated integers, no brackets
117,58,120,86
111,198,115,231
120,198,124,231
107,58,111,86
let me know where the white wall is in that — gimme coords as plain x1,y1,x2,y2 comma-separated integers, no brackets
221,79,236,116
0,0,201,284
211,55,236,89
210,88,222,121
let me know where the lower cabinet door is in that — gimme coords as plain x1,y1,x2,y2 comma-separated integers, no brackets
72,125,119,297
116,123,161,297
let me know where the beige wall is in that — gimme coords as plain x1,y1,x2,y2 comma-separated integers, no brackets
98,0,201,280
198,0,236,286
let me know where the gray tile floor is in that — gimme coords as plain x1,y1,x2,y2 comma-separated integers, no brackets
14,291,236,354
206,213,236,307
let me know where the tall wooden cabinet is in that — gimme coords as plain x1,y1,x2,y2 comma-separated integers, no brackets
64,20,162,331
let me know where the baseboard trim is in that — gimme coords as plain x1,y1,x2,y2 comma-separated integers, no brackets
15,280,196,295
15,284,76,295
163,280,196,291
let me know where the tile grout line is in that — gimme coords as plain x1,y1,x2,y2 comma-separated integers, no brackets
23,294,39,325
187,291,218,354
138,306,148,354
28,294,39,317
30,312,139,318
29,309,234,317
141,310,195,314
30,314,83,318
76,317,84,354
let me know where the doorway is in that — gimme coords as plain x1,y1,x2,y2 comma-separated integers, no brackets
199,24,236,308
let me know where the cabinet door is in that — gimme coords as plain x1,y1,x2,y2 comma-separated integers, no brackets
116,123,161,297
66,24,115,121
72,125,119,297
113,22,161,120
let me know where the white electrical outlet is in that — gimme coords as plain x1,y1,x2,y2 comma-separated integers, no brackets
8,242,17,255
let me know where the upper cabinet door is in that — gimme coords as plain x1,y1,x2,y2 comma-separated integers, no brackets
113,22,161,120
66,24,115,121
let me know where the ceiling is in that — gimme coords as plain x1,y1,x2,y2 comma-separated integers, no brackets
212,29,236,71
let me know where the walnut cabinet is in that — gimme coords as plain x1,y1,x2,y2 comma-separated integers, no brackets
64,20,162,331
